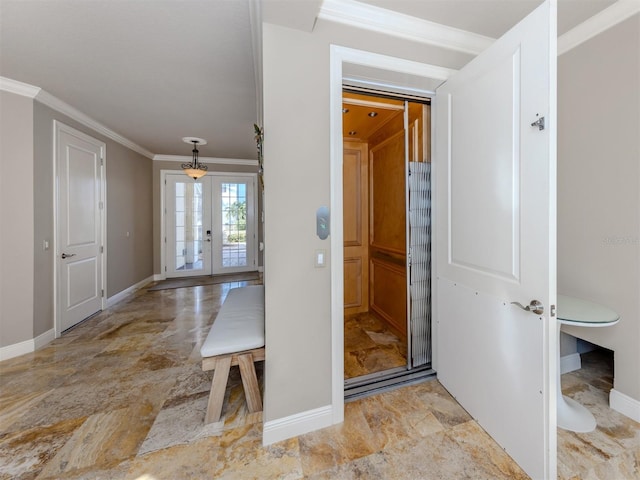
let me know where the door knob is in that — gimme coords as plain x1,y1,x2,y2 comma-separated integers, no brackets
511,299,544,315
61,253,76,259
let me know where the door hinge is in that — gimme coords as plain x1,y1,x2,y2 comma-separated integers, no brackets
100,158,104,166
550,304,556,317
531,115,545,131
100,246,104,253
165,266,167,272
99,201,104,210
101,289,104,297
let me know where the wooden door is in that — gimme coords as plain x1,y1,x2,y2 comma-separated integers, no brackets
434,1,557,477
343,141,369,315
55,122,105,332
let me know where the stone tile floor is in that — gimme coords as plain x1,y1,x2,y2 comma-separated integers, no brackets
344,312,407,380
0,280,637,479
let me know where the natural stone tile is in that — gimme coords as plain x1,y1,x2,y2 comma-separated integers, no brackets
298,401,385,477
0,416,85,480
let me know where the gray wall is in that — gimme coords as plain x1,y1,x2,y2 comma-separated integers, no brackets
557,14,640,401
152,160,261,275
32,101,154,337
262,19,473,422
0,91,34,347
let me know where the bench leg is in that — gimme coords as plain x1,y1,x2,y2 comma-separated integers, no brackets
237,353,262,413
205,356,232,424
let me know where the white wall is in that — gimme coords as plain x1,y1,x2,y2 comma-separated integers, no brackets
262,19,472,425
558,14,640,403
0,91,34,348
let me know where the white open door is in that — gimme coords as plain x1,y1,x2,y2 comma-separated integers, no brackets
434,1,557,478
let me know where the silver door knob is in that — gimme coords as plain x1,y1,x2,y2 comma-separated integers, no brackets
61,253,76,259
511,299,544,315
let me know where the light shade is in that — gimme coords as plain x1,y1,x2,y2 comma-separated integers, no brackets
184,168,207,180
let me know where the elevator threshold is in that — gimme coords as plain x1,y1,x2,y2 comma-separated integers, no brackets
344,365,436,402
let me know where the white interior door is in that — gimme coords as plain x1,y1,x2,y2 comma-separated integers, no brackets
56,122,105,332
165,174,212,277
211,175,257,274
434,1,557,479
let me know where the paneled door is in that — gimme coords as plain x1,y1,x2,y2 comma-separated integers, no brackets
343,141,369,315
211,175,257,274
55,122,105,332
165,174,212,277
434,1,557,478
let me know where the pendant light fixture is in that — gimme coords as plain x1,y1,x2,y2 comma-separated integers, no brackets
181,137,208,180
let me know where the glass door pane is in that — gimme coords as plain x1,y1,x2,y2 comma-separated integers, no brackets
166,174,212,277
212,175,256,274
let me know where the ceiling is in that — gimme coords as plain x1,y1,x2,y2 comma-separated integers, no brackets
0,0,619,159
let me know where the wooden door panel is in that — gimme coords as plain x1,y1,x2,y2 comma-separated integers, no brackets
370,131,406,254
343,148,363,247
343,142,369,315
344,257,363,309
370,257,406,339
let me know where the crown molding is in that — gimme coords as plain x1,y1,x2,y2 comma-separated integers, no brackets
35,90,154,159
0,76,41,98
318,0,493,55
153,154,258,166
559,0,639,55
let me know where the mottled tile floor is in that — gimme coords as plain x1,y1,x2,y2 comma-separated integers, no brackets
344,312,407,380
0,281,637,479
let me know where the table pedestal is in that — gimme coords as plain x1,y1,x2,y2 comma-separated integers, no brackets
556,325,596,432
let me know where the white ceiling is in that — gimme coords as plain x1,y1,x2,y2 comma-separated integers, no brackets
0,0,620,159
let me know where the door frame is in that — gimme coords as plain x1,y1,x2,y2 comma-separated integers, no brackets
53,120,107,338
329,45,455,424
160,170,259,279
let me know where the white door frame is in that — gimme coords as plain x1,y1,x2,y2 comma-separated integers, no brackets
53,120,107,338
329,45,455,425
160,170,259,279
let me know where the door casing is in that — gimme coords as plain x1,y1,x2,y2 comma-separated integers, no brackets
329,39,556,478
330,46,455,426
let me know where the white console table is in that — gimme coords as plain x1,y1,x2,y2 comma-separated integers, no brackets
556,294,619,432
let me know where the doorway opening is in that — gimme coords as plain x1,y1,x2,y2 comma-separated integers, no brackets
162,172,258,279
342,88,434,399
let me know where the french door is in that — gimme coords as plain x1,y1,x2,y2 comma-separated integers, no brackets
165,173,257,277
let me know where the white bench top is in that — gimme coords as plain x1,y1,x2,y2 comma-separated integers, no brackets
200,285,265,358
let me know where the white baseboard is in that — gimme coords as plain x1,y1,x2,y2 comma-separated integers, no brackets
560,353,582,374
0,328,56,361
0,338,33,361
263,405,334,446
106,275,154,308
153,273,165,281
34,329,55,350
610,389,640,423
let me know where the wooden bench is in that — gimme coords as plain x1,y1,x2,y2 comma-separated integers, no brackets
200,285,265,424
